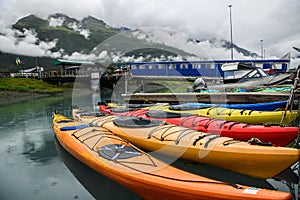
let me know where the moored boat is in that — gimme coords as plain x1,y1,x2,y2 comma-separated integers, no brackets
52,112,293,200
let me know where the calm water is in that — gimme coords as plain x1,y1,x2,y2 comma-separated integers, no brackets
0,94,298,200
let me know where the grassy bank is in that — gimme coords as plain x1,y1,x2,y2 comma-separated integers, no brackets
0,77,73,94
0,78,73,106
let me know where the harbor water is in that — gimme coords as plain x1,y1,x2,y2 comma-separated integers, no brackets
0,94,298,200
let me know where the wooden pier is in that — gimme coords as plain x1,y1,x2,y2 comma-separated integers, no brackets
122,92,298,104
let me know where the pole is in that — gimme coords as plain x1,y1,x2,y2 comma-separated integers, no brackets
280,69,300,124
229,5,233,60
260,40,264,59
125,71,128,94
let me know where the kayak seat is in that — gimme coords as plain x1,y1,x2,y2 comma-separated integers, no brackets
113,116,163,128
146,110,193,118
98,144,142,161
127,104,153,109
111,107,135,113
169,105,211,111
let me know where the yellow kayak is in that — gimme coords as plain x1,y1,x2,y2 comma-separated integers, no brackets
141,105,297,125
107,103,297,125
52,112,293,200
81,113,300,179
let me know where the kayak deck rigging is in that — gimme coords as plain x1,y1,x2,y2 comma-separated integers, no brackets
58,119,244,189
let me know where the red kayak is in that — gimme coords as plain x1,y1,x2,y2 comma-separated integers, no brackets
99,104,299,147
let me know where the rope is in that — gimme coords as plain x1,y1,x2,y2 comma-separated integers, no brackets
148,124,178,140
204,135,220,148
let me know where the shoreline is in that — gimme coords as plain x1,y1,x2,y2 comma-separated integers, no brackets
0,90,72,107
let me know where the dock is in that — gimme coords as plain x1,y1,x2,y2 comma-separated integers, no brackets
122,92,298,104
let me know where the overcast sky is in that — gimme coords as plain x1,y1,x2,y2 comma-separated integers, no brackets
1,0,300,58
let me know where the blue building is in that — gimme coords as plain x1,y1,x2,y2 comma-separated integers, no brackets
124,58,290,78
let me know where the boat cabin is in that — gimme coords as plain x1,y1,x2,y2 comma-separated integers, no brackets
221,62,268,84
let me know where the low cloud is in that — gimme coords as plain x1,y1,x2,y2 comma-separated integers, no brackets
48,17,64,27
0,26,62,58
131,28,252,60
67,22,90,39
0,0,299,58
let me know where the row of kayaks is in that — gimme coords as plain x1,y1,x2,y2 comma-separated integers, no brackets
53,100,300,199
53,112,298,200
99,104,299,147
108,99,298,111
106,101,298,125
72,109,299,179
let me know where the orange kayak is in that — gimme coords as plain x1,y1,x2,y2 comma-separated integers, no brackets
53,112,292,200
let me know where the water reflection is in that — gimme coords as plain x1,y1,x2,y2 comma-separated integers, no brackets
0,96,94,200
54,137,141,200
22,139,58,165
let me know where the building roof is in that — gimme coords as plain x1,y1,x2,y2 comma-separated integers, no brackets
22,67,37,73
127,58,290,65
54,59,94,66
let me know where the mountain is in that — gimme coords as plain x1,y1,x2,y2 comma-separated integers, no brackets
0,13,257,72
210,38,257,57
12,13,119,55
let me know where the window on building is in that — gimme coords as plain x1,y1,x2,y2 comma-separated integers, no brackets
180,64,188,69
206,63,214,69
158,64,165,69
148,65,154,69
192,63,201,69
169,64,176,69
140,65,146,69
273,63,283,69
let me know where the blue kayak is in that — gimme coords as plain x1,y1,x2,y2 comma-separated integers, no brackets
169,100,289,111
